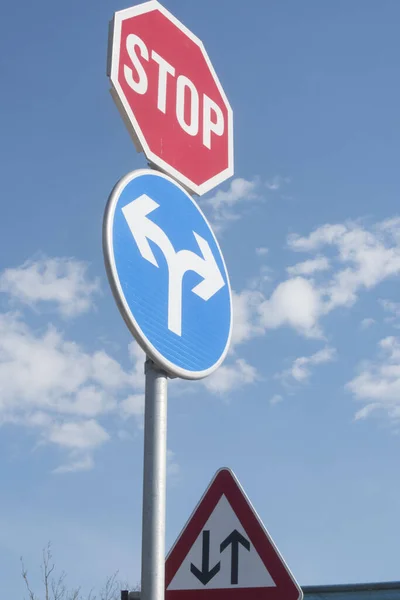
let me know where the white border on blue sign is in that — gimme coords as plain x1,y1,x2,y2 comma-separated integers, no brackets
103,169,233,380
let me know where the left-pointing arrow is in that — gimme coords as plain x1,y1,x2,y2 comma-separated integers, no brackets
190,531,221,585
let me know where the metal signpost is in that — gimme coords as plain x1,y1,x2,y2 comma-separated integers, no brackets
105,3,302,600
106,4,234,595
103,170,232,600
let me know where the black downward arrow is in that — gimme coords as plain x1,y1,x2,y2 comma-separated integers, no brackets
220,529,250,585
190,530,221,585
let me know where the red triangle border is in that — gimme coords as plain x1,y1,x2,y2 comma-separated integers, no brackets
165,468,303,600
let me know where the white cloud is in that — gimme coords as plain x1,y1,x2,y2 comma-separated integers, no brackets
347,336,400,422
279,346,336,384
117,429,133,442
0,257,99,317
49,421,110,474
376,216,400,240
354,403,380,421
0,312,136,416
205,177,258,210
0,311,144,471
231,277,323,352
288,224,348,252
288,219,400,315
202,177,260,231
0,274,263,470
380,299,400,328
202,358,257,395
0,251,265,471
231,290,265,349
167,449,181,482
246,265,273,292
48,420,109,450
360,317,376,330
258,277,322,338
270,394,283,405
128,342,146,389
287,256,330,276
53,453,95,474
381,299,400,317
189,216,400,371
202,175,290,231
255,247,268,256
265,175,290,191
119,394,145,427
9,212,400,468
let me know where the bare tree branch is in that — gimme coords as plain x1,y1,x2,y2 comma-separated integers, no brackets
86,587,96,600
41,543,56,600
51,570,67,600
67,588,82,600
99,572,119,600
21,544,130,600
21,556,37,600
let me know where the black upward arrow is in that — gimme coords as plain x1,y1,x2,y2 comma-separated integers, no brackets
220,529,250,585
190,531,221,585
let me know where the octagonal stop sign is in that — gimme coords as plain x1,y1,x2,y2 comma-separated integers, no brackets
107,0,234,196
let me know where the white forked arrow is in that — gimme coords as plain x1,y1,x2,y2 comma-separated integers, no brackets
122,194,225,336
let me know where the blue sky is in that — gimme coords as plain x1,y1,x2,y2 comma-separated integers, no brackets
1,0,400,596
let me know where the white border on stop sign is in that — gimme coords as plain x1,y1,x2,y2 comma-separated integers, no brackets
107,0,234,197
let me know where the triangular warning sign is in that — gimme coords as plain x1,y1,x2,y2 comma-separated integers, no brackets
166,468,303,600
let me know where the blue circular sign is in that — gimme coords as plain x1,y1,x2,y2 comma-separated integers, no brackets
103,169,232,379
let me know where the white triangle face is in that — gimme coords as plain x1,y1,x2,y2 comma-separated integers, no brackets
167,494,277,590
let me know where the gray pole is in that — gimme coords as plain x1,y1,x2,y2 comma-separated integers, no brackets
141,358,168,600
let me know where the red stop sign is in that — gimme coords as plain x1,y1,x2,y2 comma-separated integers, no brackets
108,1,234,196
